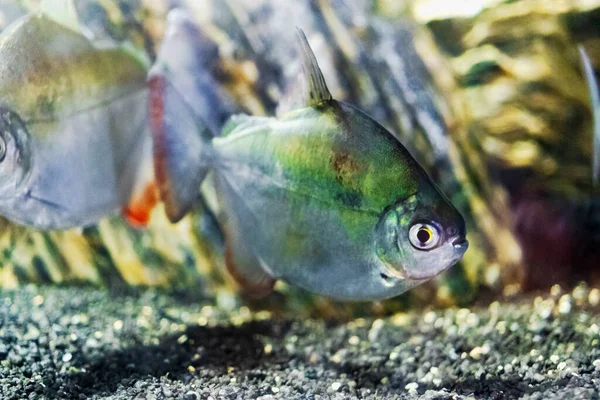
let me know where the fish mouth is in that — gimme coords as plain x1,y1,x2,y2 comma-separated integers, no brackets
383,236,469,283
452,236,469,254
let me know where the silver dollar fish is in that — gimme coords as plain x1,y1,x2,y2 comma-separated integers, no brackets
0,0,157,229
149,12,468,301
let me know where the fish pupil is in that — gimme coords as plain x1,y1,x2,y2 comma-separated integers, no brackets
417,229,431,243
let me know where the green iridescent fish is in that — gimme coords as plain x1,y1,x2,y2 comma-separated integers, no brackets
149,12,468,301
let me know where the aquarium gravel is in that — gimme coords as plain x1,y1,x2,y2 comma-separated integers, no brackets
1,285,600,399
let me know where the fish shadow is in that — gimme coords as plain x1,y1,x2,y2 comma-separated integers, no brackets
63,319,291,398
331,360,569,398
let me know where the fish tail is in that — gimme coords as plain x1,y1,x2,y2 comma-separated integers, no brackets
148,9,235,223
148,72,213,223
152,9,234,134
147,9,236,223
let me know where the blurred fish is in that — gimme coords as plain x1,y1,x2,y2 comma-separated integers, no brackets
580,46,600,187
512,47,600,290
149,12,468,301
0,0,157,229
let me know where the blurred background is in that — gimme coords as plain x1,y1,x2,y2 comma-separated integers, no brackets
2,0,600,318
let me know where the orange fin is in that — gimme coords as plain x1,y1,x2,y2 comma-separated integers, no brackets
122,180,159,227
222,220,275,298
148,72,211,223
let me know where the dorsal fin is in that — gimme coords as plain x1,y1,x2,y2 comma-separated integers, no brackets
295,28,333,107
40,0,82,33
579,45,600,186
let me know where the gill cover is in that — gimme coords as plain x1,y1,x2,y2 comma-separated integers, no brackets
149,11,215,223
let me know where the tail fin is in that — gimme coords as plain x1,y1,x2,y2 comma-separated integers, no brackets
151,9,234,134
148,71,210,223
580,46,600,187
148,9,234,223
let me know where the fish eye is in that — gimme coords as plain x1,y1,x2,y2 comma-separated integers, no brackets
409,222,441,250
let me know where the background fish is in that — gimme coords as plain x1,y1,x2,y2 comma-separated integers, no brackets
149,15,468,301
580,46,600,187
0,0,157,229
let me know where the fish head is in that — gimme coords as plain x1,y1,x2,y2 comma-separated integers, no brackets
0,108,32,198
375,180,468,284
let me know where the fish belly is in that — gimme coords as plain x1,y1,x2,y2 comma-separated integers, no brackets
19,90,150,229
214,163,381,297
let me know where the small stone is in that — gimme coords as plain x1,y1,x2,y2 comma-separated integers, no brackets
589,289,600,307
32,296,44,306
368,319,384,341
423,311,436,324
550,284,562,297
113,320,123,331
470,347,483,360
390,313,411,326
533,373,545,382
405,382,418,393
558,295,572,314
331,382,341,391
177,335,188,344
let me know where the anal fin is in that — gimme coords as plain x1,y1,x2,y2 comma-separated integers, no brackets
119,129,159,228
222,216,275,298
122,180,159,227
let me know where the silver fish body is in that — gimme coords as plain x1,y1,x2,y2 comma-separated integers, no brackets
0,9,154,229
149,12,468,301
